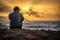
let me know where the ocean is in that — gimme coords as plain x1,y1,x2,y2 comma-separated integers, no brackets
22,21,60,31
0,20,60,31
0,16,60,31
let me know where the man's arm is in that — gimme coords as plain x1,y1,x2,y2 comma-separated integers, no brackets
22,14,24,21
21,14,24,21
9,14,11,20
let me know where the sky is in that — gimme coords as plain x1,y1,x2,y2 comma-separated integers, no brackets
0,0,60,21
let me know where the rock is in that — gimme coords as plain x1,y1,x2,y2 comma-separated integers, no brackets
0,29,60,40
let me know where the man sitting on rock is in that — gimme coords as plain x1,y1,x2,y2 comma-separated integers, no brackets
9,6,24,29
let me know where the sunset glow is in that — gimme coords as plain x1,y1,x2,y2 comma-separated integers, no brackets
22,5,31,11
0,0,60,21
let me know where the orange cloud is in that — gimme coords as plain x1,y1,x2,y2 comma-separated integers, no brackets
0,0,60,21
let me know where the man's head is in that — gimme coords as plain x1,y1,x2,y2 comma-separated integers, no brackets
14,6,20,12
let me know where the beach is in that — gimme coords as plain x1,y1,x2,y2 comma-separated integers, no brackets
0,28,60,40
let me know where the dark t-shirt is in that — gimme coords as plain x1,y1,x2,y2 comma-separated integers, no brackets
9,11,24,28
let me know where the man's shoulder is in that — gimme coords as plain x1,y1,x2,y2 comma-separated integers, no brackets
9,12,14,16
18,12,22,15
10,12,14,14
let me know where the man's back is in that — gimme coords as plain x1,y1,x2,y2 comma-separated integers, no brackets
9,11,24,29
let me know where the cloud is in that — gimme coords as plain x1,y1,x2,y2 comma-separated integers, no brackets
31,0,60,5
0,1,12,13
1,0,28,4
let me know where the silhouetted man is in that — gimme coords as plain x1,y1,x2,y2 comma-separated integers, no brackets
9,6,24,29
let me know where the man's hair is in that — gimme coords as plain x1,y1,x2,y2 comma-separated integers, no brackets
14,6,20,11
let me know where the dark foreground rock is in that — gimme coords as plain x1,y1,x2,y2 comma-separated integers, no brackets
0,29,60,40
